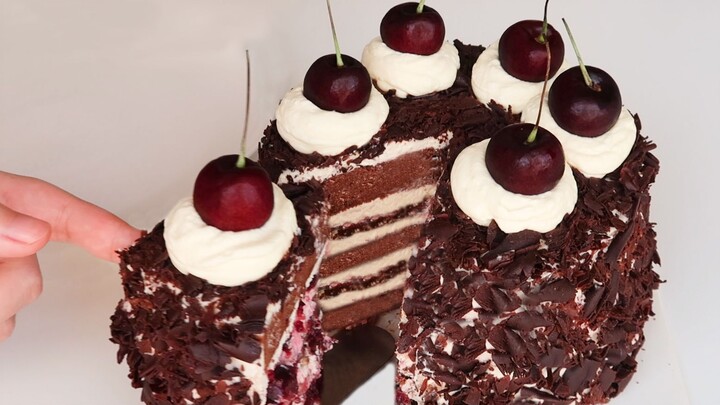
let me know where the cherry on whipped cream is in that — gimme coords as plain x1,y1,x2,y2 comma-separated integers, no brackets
193,156,274,232
485,123,565,195
303,54,372,113
548,65,622,137
498,19,564,82
380,1,445,55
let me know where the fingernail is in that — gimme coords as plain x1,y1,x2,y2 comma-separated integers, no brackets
2,215,49,244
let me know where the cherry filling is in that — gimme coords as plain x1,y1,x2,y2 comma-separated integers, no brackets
266,286,330,404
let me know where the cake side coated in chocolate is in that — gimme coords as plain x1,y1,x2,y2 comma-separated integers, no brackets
110,183,331,405
396,119,660,404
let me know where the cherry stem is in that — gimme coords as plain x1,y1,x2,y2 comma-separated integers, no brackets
416,0,426,13
527,35,552,144
326,0,344,67
562,18,596,90
540,0,550,42
237,49,251,169
527,126,539,144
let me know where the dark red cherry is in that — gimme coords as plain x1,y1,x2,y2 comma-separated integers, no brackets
548,65,622,137
498,20,565,82
486,123,565,195
193,155,274,232
302,54,372,113
380,2,445,55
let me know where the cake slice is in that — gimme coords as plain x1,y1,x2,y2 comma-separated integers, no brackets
111,178,332,404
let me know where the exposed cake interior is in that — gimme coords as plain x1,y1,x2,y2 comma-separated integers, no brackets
317,143,448,330
267,287,329,404
261,107,456,331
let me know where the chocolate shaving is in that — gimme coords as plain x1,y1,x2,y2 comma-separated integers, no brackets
526,279,576,305
214,340,261,364
506,311,553,331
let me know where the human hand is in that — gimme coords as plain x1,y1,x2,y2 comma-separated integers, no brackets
0,171,141,341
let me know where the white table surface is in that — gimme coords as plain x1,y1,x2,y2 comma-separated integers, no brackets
0,1,716,404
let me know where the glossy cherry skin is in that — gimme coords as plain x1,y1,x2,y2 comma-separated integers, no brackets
498,20,565,82
548,65,622,137
193,155,274,232
486,123,565,195
380,2,445,55
303,54,372,113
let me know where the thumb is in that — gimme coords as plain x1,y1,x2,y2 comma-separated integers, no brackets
0,203,51,258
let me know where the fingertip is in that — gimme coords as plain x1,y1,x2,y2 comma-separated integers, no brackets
105,225,142,263
120,227,143,249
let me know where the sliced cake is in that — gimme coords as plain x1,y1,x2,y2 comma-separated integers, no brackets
111,3,662,404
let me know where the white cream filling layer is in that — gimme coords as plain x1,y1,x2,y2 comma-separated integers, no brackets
451,139,578,233
522,95,637,178
320,246,415,288
471,42,568,113
360,134,451,166
164,184,298,287
276,134,452,185
275,85,389,156
329,184,436,228
320,272,407,312
328,213,427,256
362,37,460,98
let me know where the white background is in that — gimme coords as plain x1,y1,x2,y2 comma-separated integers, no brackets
0,1,716,404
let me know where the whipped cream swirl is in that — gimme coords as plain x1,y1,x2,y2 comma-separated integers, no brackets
451,139,578,233
164,184,298,287
361,36,460,98
522,95,637,178
471,42,567,113
275,86,389,156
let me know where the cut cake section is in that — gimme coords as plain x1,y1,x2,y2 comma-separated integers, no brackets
110,184,331,405
261,102,450,331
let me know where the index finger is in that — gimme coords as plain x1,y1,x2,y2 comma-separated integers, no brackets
0,171,141,262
